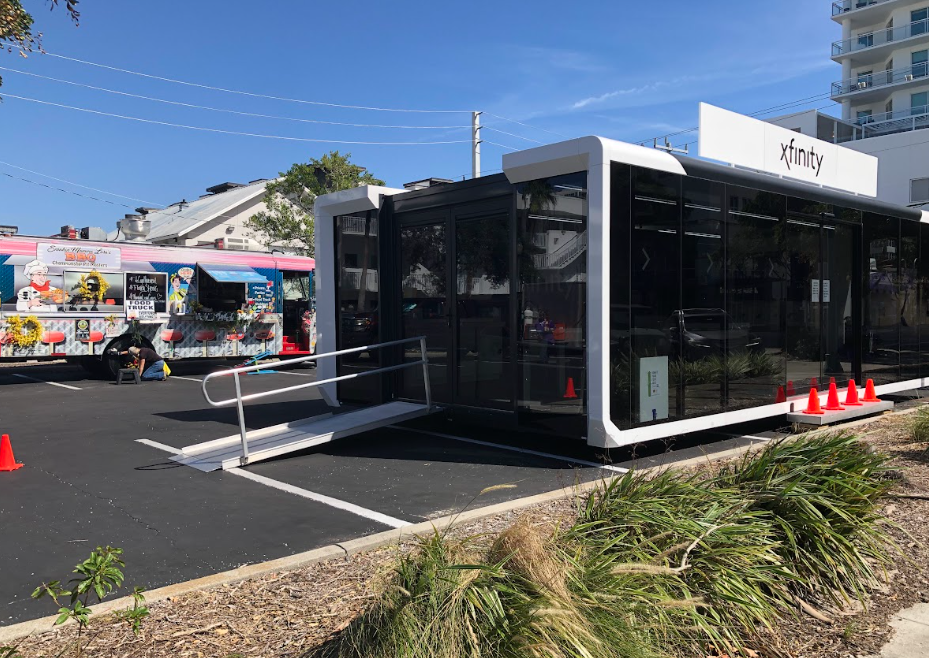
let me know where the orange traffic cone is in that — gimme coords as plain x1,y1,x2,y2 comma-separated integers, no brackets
0,434,23,472
829,376,836,386
811,377,819,389
824,381,845,411
786,381,795,396
803,388,824,415
775,386,787,403
845,379,863,407
862,379,880,403
563,377,578,399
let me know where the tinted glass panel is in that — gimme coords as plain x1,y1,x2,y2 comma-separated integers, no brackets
516,172,587,435
630,167,679,424
863,214,900,385
785,199,824,391
335,213,381,403
680,177,726,419
901,219,920,379
400,223,449,402
609,164,633,428
456,215,512,409
726,187,787,410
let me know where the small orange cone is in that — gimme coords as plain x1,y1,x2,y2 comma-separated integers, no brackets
845,379,863,407
775,386,787,403
786,381,795,396
563,377,578,399
811,377,819,389
829,376,836,386
824,381,845,411
803,388,824,415
862,379,880,403
0,434,23,472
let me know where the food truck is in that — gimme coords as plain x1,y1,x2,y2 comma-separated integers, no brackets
0,235,315,376
312,106,929,448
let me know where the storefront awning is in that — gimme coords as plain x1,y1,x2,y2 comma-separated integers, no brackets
199,263,269,284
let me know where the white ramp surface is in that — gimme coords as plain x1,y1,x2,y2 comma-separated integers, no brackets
173,401,433,472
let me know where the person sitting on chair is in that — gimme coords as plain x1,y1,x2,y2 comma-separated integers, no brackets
118,346,166,381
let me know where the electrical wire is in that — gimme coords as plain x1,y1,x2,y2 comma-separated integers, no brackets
7,47,473,113
483,126,545,144
0,171,137,209
0,66,474,130
0,158,163,206
482,140,520,151
483,111,570,139
0,93,474,145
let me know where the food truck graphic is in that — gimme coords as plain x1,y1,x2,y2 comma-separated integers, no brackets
0,236,314,376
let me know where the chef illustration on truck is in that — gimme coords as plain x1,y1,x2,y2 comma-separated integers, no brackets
16,260,63,312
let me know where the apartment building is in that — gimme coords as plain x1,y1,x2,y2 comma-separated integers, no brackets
769,0,929,207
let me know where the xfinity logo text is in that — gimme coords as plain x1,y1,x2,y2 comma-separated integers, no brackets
779,138,825,178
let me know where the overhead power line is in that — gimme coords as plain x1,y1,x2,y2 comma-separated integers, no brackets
482,140,520,151
483,112,570,139
0,66,474,130
483,126,545,144
0,93,474,145
0,159,164,206
0,171,138,209
9,47,473,114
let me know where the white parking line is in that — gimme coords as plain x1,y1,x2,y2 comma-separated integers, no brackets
228,469,411,529
11,373,81,390
136,437,410,529
136,438,181,454
169,375,203,383
392,427,629,474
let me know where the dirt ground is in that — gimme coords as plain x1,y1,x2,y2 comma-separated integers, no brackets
9,410,929,658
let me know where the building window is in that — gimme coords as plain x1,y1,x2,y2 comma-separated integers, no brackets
913,178,929,204
914,50,928,78
913,8,928,36
857,109,873,124
857,32,874,48
914,91,929,115
857,70,873,88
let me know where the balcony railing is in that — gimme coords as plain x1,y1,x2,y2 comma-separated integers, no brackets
834,106,929,143
339,216,378,236
833,18,929,56
532,231,587,270
831,62,929,96
832,0,896,16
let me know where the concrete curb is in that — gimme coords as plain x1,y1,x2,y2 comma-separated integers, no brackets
1,402,921,645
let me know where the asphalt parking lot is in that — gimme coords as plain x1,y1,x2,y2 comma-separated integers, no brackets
0,360,771,626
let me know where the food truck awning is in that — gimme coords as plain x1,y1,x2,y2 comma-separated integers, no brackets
199,263,269,284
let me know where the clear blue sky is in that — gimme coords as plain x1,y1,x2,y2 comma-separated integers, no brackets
0,0,838,236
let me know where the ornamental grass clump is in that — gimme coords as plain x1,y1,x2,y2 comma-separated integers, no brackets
713,432,896,605
315,433,897,658
910,405,929,442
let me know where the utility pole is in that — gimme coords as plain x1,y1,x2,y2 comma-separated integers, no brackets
472,111,482,179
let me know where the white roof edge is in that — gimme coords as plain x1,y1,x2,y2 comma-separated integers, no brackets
502,136,686,184
172,184,269,239
921,210,929,224
314,185,407,216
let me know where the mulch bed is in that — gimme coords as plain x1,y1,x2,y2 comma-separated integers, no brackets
11,411,929,658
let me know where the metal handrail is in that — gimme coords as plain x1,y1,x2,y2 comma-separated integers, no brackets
201,336,432,466
832,18,929,55
832,0,894,16
831,62,929,96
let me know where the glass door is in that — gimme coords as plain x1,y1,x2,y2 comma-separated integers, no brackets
398,218,451,403
454,210,514,410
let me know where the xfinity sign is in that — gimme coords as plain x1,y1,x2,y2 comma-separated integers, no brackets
698,103,878,197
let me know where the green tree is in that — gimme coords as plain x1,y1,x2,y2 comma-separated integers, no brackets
1,0,80,88
247,151,384,257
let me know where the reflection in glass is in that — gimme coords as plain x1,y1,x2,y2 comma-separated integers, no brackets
516,172,587,435
863,214,900,385
335,212,381,403
456,216,512,409
726,187,787,410
400,223,449,402
901,220,919,379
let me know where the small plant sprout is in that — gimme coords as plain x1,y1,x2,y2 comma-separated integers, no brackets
31,546,149,657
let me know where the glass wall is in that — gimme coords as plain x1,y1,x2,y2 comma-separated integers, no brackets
335,211,381,403
863,214,900,385
726,187,787,411
610,161,917,430
516,172,587,435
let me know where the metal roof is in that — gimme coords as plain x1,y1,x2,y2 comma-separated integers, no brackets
109,180,270,242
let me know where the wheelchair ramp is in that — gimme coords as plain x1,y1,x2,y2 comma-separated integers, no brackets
173,401,435,472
